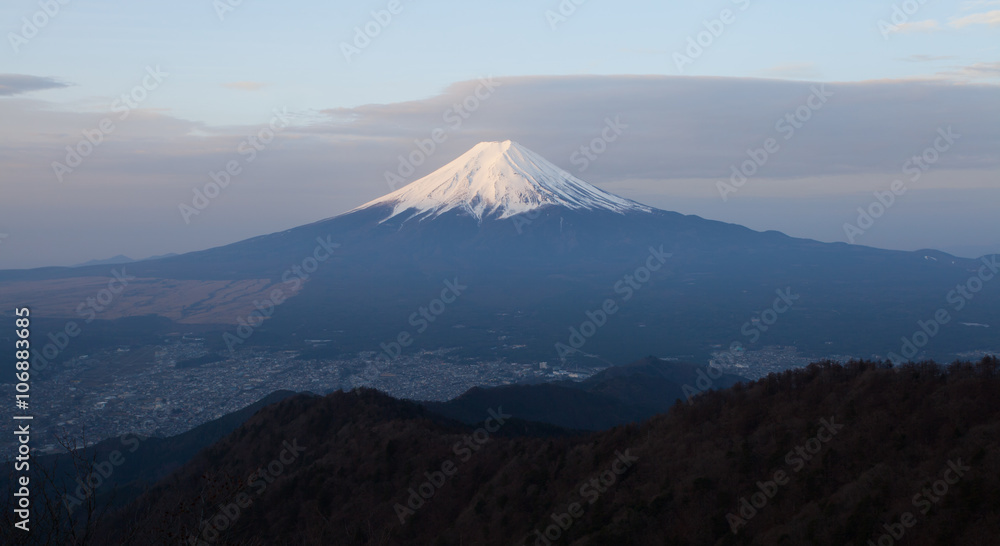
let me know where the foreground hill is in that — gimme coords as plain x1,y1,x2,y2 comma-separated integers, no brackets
0,391,298,541
80,357,1000,545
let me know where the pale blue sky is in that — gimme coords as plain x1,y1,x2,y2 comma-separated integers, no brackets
1,0,998,268
4,0,998,124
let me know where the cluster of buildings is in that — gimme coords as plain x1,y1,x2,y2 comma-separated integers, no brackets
0,338,584,459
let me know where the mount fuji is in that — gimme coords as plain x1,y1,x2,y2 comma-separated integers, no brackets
352,140,651,221
3,141,997,365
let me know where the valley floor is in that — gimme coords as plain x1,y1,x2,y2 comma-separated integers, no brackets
0,340,568,459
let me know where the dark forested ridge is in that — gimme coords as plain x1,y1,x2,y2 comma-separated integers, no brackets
68,357,998,546
6,357,999,545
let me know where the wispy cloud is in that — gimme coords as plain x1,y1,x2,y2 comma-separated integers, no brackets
960,0,1000,11
221,81,269,91
0,74,69,96
890,5,1000,34
889,20,942,34
7,75,999,184
899,54,959,63
949,9,1000,27
759,63,820,80
937,61,1000,80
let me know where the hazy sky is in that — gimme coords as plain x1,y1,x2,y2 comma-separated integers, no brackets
1,0,998,268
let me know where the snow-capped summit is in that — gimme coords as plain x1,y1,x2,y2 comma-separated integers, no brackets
354,140,652,222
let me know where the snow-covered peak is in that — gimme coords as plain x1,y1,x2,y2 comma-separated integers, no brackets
353,140,652,222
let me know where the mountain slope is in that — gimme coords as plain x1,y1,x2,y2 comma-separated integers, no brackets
1,142,997,365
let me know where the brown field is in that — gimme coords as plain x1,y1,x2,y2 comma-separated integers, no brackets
0,276,300,324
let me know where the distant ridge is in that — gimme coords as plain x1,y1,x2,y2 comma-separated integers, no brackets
72,254,134,267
